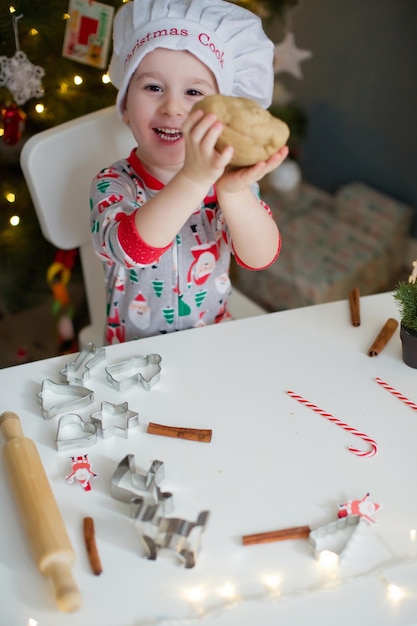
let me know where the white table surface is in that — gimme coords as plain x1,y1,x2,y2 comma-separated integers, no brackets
1,291,417,626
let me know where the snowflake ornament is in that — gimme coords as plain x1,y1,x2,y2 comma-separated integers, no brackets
0,50,45,105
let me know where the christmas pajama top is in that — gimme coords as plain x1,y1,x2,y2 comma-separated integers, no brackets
90,149,280,344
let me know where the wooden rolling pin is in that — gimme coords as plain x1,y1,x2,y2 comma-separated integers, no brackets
0,411,81,612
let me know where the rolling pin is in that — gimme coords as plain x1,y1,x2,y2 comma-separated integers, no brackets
0,411,81,612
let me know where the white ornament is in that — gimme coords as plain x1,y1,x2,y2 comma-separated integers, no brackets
268,159,302,192
274,32,312,79
0,50,45,105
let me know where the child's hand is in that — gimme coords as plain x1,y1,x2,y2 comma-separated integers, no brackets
181,109,234,187
216,145,289,194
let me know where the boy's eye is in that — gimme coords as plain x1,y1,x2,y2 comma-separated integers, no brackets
186,89,204,97
145,84,162,92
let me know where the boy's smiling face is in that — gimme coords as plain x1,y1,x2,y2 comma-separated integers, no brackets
123,48,218,181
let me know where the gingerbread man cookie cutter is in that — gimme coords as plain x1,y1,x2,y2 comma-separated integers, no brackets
105,354,161,391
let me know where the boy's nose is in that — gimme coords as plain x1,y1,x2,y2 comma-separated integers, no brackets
160,94,186,117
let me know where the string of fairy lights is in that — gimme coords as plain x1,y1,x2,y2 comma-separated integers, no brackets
107,526,417,625
25,529,417,626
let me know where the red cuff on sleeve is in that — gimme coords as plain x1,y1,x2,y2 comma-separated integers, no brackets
117,212,172,264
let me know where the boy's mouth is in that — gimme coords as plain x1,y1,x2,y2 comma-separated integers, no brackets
154,128,183,142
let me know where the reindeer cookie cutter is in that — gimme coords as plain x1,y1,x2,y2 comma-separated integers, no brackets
111,454,209,568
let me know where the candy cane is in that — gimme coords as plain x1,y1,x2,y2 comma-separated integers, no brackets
287,391,378,458
375,377,417,411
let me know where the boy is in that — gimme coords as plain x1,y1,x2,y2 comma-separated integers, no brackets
90,0,288,344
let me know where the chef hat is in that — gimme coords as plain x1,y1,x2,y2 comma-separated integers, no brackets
109,0,274,116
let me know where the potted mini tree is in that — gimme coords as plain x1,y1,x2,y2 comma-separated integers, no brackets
393,260,417,368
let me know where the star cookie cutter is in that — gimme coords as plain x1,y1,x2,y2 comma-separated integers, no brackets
55,413,97,451
111,454,174,518
60,343,106,385
38,379,94,419
105,354,161,391
91,401,139,439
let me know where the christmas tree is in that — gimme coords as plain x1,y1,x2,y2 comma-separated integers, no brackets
0,0,305,351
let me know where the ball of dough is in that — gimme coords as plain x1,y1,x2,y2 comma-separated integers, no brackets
191,94,290,167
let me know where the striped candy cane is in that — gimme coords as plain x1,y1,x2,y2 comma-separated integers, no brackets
287,391,378,458
375,377,417,411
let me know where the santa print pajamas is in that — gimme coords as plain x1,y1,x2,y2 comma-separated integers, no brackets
90,149,280,344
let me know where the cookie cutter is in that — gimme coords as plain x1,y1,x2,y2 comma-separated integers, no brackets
55,413,97,451
38,379,94,419
111,454,209,567
60,343,106,385
309,515,362,561
91,401,139,439
140,510,210,569
111,454,174,518
105,354,161,391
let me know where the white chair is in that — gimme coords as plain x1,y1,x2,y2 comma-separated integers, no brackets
21,105,265,348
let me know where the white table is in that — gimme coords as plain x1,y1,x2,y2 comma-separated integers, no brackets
1,292,417,626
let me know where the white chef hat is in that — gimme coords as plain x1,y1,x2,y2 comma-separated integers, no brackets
109,0,274,117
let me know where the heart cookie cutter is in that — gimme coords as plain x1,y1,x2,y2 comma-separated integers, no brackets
56,413,97,451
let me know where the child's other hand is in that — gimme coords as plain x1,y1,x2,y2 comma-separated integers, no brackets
181,109,233,186
216,145,289,194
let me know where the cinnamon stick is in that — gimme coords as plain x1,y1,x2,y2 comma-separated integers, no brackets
83,517,102,576
242,525,311,546
147,422,212,443
367,318,399,357
349,288,361,326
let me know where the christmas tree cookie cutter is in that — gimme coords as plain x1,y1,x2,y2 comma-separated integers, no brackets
38,379,94,419
309,514,362,561
111,454,210,568
60,343,106,385
105,353,161,391
242,493,380,564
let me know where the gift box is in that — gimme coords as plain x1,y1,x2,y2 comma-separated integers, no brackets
233,182,413,311
335,182,413,273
